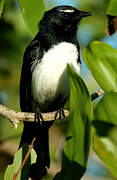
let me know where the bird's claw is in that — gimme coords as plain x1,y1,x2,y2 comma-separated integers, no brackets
54,107,65,120
35,107,44,126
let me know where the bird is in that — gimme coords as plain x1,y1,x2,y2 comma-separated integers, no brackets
19,5,91,179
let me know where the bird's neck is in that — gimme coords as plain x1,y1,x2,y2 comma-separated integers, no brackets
38,23,78,51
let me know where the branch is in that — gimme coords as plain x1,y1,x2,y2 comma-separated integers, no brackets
91,90,104,101
0,90,104,129
0,104,69,129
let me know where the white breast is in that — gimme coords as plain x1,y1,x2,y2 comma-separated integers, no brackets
32,42,80,108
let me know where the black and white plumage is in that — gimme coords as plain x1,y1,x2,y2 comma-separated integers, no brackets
19,5,91,179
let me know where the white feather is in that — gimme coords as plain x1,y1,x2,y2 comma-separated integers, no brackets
59,9,74,13
32,42,80,107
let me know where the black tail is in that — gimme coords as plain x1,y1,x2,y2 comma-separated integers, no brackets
19,121,53,179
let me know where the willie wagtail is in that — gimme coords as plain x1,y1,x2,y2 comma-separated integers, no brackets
19,5,91,179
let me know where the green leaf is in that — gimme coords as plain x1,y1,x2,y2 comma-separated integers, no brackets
0,0,4,17
107,0,117,16
83,41,117,92
94,92,117,126
18,0,46,36
4,144,36,180
93,92,117,178
93,134,117,178
54,65,93,180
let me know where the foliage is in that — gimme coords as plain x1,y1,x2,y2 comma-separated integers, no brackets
107,0,117,15
4,145,36,180
54,65,92,180
83,42,117,179
93,93,117,178
18,0,46,36
0,0,4,17
83,41,117,92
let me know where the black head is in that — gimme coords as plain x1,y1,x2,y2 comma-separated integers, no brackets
39,6,91,45
41,6,91,29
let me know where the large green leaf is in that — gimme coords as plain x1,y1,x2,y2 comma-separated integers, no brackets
18,0,46,36
0,0,4,17
54,65,93,180
107,0,117,16
4,144,36,180
83,41,117,92
93,92,117,178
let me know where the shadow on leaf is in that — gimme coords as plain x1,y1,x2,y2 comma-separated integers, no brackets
53,152,86,180
93,120,114,137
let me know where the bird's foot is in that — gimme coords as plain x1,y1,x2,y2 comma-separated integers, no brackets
54,107,65,120
35,107,44,126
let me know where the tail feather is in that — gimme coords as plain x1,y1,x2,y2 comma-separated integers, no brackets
19,121,53,178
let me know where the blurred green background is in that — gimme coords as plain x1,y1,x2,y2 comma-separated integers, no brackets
0,0,116,179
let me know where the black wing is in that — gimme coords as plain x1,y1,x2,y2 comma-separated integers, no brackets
20,35,41,112
19,36,51,174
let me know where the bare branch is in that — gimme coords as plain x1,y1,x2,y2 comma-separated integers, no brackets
0,90,104,129
0,104,69,129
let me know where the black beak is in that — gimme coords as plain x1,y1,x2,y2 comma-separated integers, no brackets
80,11,92,18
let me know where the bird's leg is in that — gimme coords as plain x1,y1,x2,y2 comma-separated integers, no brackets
54,107,65,120
35,107,44,126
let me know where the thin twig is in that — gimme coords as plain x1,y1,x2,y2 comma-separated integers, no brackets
91,90,104,101
12,138,36,180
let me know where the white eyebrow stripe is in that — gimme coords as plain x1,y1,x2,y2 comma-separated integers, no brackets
59,9,74,13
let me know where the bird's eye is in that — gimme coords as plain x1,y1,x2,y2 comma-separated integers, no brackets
64,13,68,17
62,12,69,18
